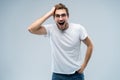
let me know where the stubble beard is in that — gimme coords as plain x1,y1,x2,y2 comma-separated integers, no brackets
57,22,69,31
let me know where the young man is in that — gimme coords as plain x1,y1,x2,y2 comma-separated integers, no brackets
28,3,93,80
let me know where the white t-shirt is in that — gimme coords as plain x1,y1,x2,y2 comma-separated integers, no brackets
44,23,88,74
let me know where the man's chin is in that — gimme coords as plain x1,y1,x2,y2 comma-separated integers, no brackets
58,25,65,30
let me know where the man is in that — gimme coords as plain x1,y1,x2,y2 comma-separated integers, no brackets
28,3,93,80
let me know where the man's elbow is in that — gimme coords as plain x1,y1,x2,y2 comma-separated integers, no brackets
89,43,94,52
28,27,34,33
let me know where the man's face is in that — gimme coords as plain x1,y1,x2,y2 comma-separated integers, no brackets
54,9,69,31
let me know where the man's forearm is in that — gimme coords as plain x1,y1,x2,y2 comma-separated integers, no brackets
83,37,93,68
78,45,93,73
77,37,93,73
83,45,93,68
28,7,55,32
28,11,53,32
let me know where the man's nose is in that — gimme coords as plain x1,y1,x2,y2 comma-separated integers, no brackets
59,16,63,20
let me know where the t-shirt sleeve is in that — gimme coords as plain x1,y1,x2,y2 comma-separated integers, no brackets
43,24,52,37
79,25,88,40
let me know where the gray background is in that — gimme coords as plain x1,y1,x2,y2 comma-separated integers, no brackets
1,0,120,80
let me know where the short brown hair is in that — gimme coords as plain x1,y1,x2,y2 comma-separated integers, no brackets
53,3,69,17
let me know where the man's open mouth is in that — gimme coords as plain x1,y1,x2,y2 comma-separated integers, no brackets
58,21,65,26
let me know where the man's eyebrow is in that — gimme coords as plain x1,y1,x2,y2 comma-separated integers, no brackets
55,13,66,15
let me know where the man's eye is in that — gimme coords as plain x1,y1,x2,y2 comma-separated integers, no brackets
61,14,66,17
55,15,60,17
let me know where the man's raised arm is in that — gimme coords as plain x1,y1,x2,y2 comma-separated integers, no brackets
28,7,55,35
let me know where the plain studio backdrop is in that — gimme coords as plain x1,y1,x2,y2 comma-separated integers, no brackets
0,0,120,80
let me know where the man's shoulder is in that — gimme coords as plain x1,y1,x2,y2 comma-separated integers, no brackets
43,24,56,27
43,24,56,30
70,23,84,29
